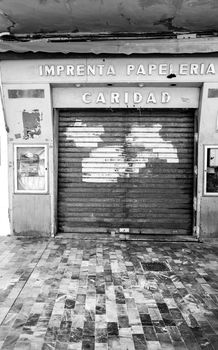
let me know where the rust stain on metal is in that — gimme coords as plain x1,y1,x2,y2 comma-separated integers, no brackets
22,109,42,140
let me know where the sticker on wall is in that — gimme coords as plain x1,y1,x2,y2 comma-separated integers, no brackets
208,89,218,98
8,89,45,99
22,109,42,140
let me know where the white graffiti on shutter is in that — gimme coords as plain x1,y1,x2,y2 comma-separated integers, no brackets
65,119,104,148
82,146,127,183
71,122,179,183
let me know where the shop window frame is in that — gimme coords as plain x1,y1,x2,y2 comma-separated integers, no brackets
204,145,218,196
14,144,48,194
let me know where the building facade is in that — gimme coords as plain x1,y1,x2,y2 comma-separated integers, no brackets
0,55,218,240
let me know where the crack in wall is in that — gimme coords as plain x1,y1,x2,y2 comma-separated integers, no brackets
0,9,16,33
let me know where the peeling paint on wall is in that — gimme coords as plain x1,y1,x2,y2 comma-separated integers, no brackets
22,109,42,140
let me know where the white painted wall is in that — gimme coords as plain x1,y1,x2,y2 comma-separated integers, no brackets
2,83,53,236
0,91,10,235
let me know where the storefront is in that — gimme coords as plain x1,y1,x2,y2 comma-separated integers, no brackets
1,57,218,240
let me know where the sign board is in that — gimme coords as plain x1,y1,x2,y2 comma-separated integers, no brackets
1,58,218,84
53,87,199,108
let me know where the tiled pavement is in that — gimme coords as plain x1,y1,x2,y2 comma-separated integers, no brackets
0,238,218,349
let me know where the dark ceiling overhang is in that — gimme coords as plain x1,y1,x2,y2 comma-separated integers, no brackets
1,0,218,54
1,0,218,35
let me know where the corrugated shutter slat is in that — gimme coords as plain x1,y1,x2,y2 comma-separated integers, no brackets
58,109,194,235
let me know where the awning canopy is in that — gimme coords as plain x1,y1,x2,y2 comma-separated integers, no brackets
1,37,218,55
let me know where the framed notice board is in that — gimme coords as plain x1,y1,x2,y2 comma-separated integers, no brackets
204,145,218,195
14,144,48,193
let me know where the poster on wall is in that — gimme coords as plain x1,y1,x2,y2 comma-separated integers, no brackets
205,146,218,195
14,145,48,193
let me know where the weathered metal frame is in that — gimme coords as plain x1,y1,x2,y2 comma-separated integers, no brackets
53,109,59,237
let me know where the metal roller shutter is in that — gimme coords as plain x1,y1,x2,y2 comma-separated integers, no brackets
58,109,195,235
